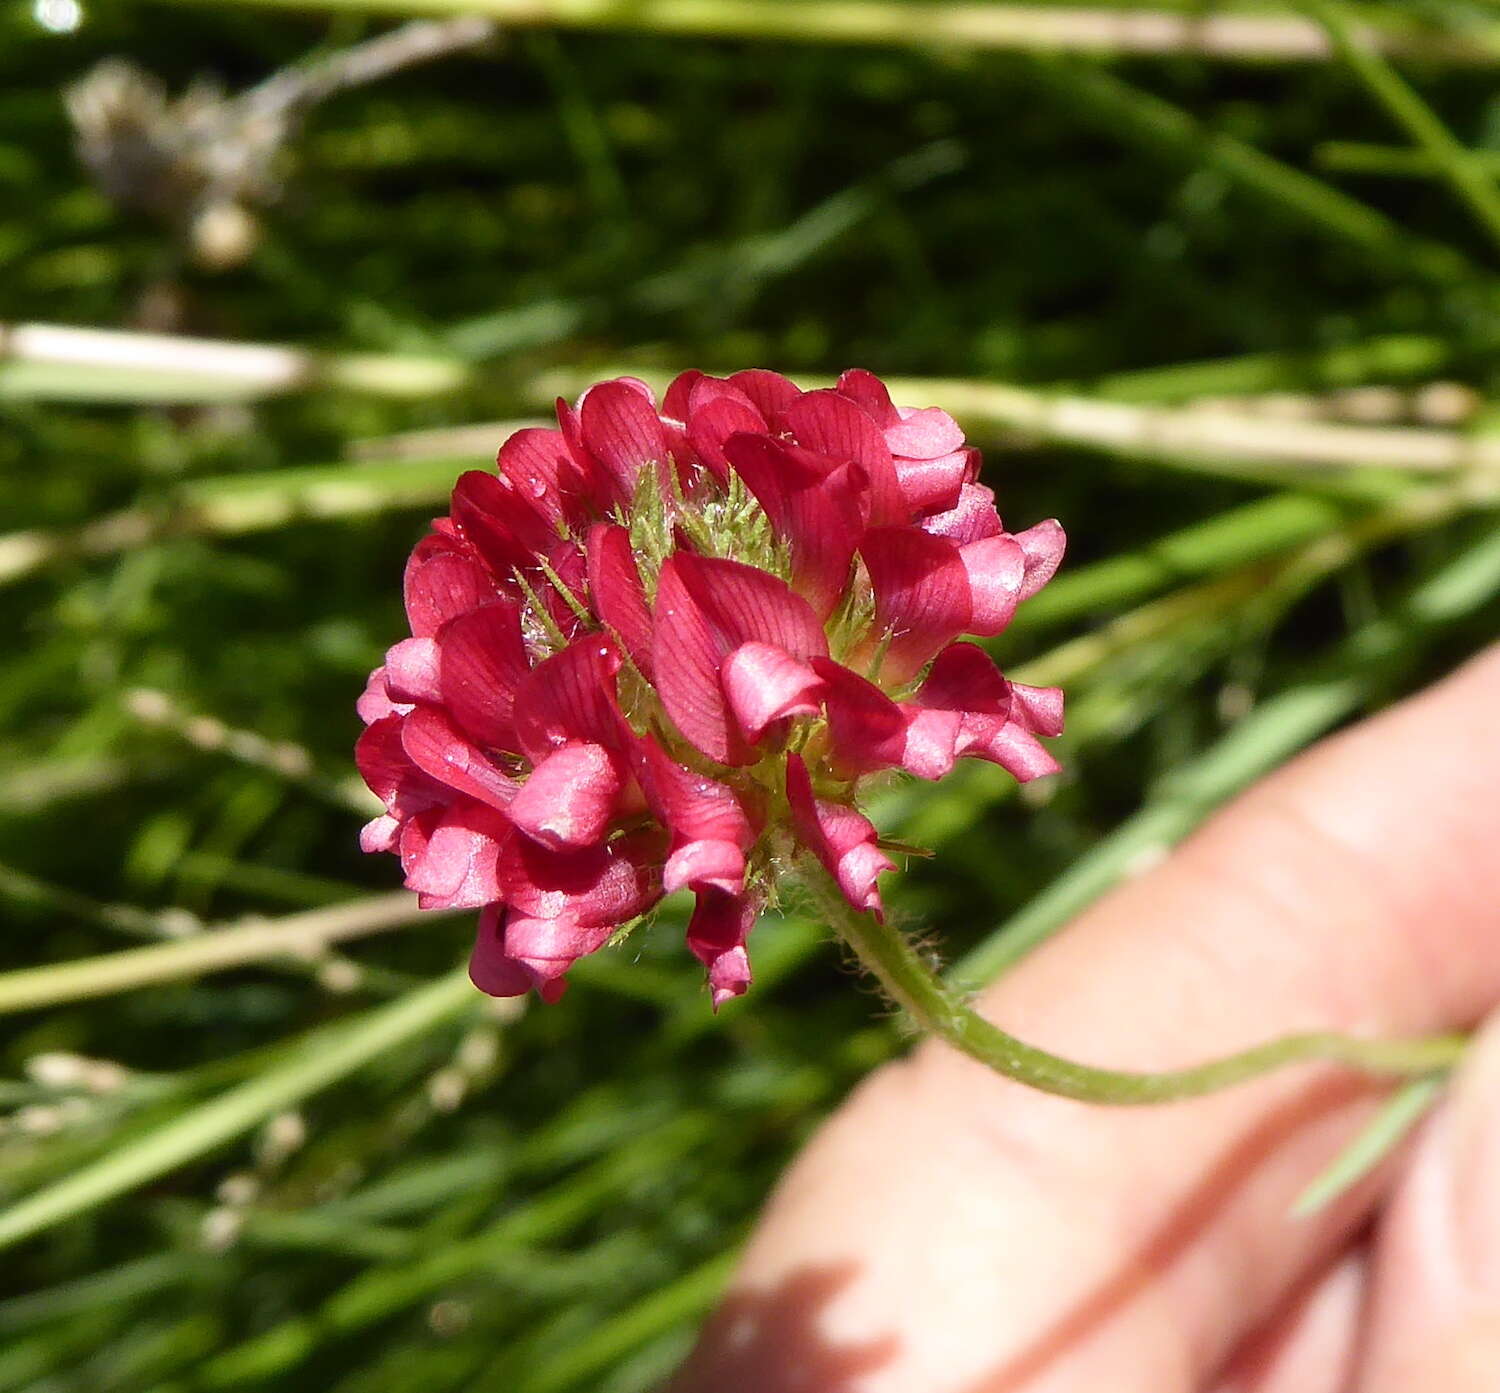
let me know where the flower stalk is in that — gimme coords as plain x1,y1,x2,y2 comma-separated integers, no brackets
805,860,1467,1103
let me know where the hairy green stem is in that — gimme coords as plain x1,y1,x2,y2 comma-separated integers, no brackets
811,867,1465,1103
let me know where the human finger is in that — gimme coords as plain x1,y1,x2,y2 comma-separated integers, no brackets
1356,1010,1500,1393
1208,1251,1366,1393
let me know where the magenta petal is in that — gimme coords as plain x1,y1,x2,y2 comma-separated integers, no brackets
359,813,401,854
837,841,897,917
913,642,1012,764
400,706,518,812
469,907,537,999
834,368,899,425
686,379,766,476
499,830,662,927
465,910,574,1003
782,389,904,526
449,469,541,578
722,433,863,619
383,637,443,705
586,524,654,680
638,737,756,849
664,839,746,896
651,559,739,764
512,637,626,764
720,641,824,745
719,431,812,525
610,375,658,406
814,659,909,775
671,552,829,659
785,755,894,919
859,526,972,683
1010,681,1065,737
971,723,1062,782
708,951,751,1009
401,799,511,909
404,547,494,638
662,369,709,423
504,913,615,977
887,406,964,459
653,554,827,765
915,643,1063,779
898,707,965,780
725,368,802,421
920,483,1004,545
356,714,409,801
496,426,587,528
437,601,528,750
579,379,668,499
554,394,611,511
356,714,444,819
638,737,756,891
893,449,970,517
1013,518,1067,602
509,741,623,852
356,667,401,725
816,658,958,781
915,641,1010,715
684,889,757,1009
793,462,868,615
959,535,1027,635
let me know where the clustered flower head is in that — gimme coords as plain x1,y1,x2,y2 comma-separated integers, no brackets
357,369,1065,1007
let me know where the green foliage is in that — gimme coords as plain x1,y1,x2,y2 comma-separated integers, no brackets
2,3,1499,1387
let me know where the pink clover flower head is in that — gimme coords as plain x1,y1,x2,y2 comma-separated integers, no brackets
357,368,1065,1007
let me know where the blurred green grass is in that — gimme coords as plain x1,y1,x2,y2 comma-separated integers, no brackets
2,2,1500,1388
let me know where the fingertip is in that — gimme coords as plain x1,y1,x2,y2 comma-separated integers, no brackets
1210,1253,1365,1393
1357,1012,1500,1391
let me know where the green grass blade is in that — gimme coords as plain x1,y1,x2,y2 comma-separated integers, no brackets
1310,0,1500,259
0,969,477,1253
0,894,452,1015
139,0,1500,67
1292,1076,1443,1216
516,1248,740,1393
1089,333,1456,403
1019,53,1471,283
1013,493,1348,631
185,1116,713,1389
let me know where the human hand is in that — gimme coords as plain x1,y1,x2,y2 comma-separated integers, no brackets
674,644,1500,1392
